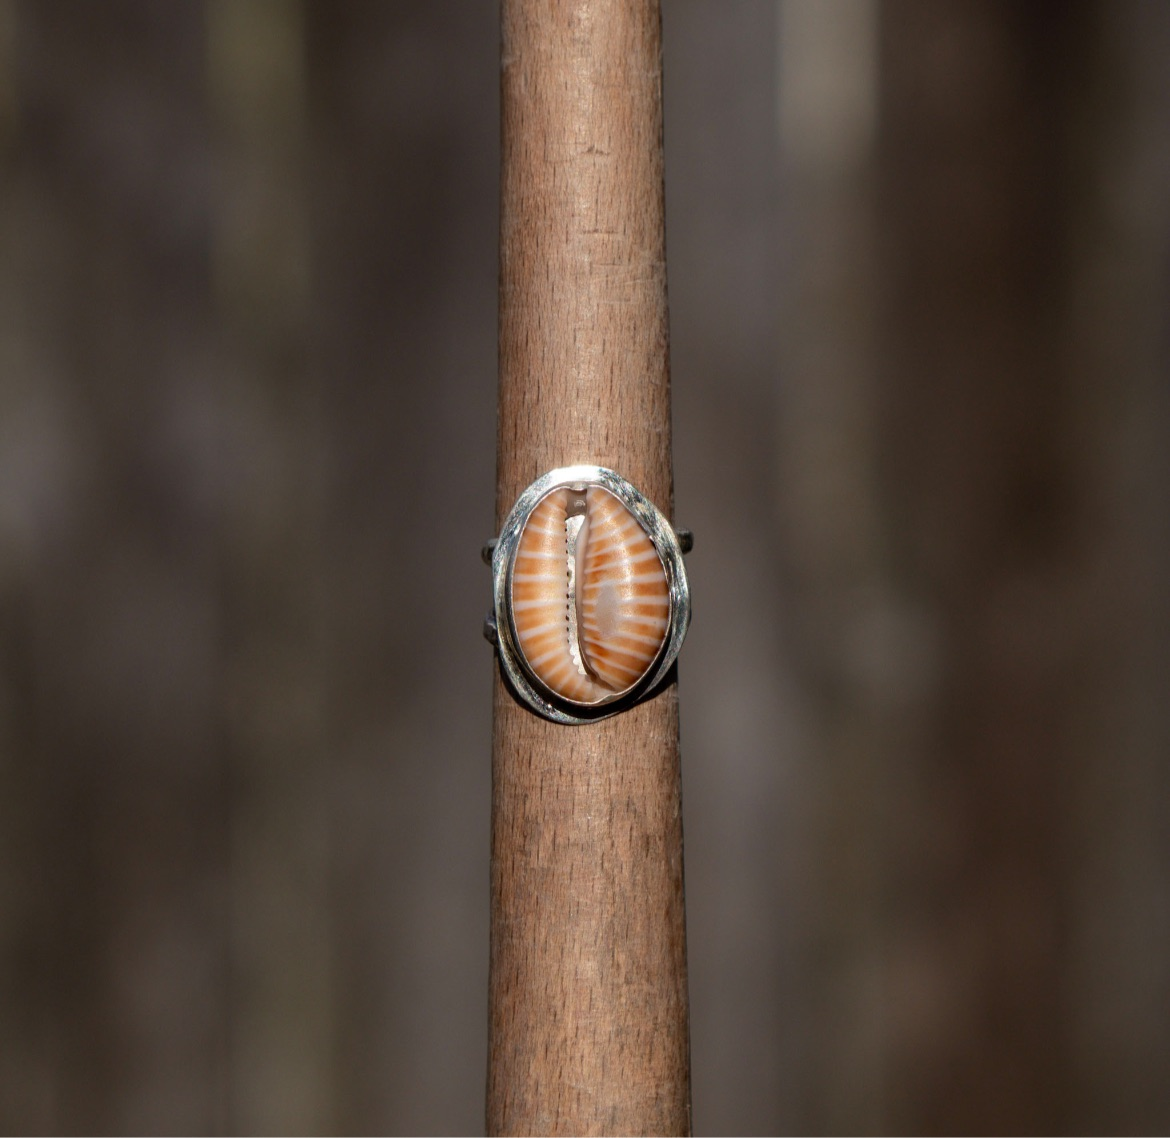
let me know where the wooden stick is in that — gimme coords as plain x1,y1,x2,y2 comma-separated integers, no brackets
487,1,690,1134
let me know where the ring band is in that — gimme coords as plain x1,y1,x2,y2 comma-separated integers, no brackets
484,465,692,725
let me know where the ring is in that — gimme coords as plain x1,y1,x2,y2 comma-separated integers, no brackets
483,465,692,725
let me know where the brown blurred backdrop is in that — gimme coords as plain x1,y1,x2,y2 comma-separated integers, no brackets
1,0,1168,1133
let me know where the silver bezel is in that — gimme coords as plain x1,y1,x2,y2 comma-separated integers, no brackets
490,465,691,725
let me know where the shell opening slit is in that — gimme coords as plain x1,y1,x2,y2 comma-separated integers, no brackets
509,485,671,706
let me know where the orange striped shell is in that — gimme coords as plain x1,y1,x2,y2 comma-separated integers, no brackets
509,485,671,705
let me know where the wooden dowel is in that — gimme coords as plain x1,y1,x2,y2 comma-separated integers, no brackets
487,1,690,1135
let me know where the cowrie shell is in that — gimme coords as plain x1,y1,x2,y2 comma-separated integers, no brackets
489,465,691,724
510,486,671,705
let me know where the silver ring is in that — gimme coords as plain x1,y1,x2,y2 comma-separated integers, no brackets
483,465,692,725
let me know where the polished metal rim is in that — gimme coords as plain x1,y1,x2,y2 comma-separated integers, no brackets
484,464,692,725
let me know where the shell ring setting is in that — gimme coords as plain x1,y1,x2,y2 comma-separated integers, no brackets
483,465,692,725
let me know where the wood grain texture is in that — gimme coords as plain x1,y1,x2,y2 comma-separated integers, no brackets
488,1,690,1134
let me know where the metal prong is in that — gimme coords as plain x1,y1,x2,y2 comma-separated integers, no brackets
675,528,693,554
481,539,498,566
483,611,498,645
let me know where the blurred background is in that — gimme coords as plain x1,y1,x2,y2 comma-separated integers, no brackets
1,0,1168,1133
